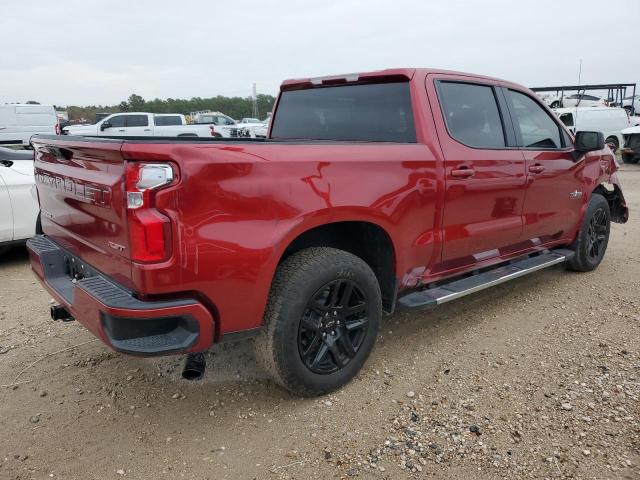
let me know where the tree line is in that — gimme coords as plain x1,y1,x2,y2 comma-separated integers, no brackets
65,93,277,122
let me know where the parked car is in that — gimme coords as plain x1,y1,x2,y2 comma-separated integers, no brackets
28,68,627,396
191,111,243,138
62,112,217,138
621,125,640,163
253,118,270,138
555,107,630,152
0,104,59,146
239,118,262,124
562,93,608,108
234,118,269,138
0,147,40,252
543,93,608,109
619,95,639,115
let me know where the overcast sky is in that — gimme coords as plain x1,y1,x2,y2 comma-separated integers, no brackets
1,0,638,106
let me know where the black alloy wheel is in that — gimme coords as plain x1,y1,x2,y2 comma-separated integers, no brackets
586,207,608,263
255,247,382,396
566,193,610,272
298,279,369,374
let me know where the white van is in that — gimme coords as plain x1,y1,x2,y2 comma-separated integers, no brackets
554,107,630,152
0,104,58,146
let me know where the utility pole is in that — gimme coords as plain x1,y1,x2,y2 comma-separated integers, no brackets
577,58,582,85
252,83,258,118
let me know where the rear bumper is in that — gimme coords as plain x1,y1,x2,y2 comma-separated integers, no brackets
27,235,215,356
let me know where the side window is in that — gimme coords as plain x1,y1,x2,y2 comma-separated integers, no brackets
559,112,574,127
155,115,181,126
126,115,149,127
508,90,562,149
107,115,125,128
437,82,505,148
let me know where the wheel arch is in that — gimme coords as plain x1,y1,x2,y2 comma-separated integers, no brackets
591,182,628,223
276,218,398,313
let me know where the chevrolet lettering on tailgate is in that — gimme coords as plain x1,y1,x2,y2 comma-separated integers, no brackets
35,170,112,207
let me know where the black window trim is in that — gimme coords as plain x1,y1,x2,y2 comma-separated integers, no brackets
502,87,574,151
434,79,516,151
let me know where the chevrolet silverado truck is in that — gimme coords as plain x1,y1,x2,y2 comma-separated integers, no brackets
28,68,628,396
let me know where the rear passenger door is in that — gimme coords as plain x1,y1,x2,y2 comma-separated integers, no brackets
503,88,582,244
429,77,526,271
123,114,153,136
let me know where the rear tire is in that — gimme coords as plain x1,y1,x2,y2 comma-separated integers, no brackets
255,247,381,397
566,194,610,272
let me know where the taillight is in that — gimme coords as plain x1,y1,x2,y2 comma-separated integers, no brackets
125,163,174,263
209,125,216,136
55,123,61,135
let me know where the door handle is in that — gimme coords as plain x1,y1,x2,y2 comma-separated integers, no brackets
144,129,151,132
118,129,125,132
528,164,545,174
451,167,475,178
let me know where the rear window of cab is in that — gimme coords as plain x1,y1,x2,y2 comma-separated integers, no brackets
271,82,416,143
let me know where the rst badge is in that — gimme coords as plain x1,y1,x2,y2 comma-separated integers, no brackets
108,241,126,252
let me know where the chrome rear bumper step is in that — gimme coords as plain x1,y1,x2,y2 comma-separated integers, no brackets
398,249,574,310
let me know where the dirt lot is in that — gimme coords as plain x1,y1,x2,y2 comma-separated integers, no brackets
1,165,639,480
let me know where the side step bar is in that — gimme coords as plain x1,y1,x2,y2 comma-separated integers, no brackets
398,249,574,310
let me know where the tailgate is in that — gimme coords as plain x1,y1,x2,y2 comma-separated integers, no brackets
31,136,133,288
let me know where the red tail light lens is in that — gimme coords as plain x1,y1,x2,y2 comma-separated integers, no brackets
55,123,61,135
209,125,216,136
125,163,174,263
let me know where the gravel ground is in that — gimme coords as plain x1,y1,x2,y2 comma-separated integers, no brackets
0,165,639,480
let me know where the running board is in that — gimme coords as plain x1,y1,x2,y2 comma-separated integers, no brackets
398,249,574,310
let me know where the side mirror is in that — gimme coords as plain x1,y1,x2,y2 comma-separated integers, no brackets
574,131,604,153
100,121,111,131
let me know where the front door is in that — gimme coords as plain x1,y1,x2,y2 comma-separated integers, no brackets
99,114,126,136
428,77,527,272
503,88,583,244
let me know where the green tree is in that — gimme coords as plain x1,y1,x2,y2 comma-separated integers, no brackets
64,93,277,123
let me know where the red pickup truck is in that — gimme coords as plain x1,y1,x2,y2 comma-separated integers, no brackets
28,68,628,396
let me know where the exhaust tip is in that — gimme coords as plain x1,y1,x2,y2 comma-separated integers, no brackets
182,352,206,381
50,304,74,322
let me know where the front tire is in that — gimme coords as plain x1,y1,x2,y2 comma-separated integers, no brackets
605,136,619,153
255,247,381,396
566,194,610,272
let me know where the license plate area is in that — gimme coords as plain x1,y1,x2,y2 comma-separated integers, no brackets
63,254,96,282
